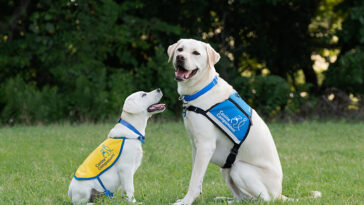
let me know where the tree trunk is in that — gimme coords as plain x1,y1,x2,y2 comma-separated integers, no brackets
302,63,318,93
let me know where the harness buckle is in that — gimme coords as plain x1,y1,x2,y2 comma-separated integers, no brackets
138,136,145,144
230,147,239,155
182,106,187,117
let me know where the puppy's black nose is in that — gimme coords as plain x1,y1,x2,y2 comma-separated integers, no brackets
176,55,185,62
156,88,161,93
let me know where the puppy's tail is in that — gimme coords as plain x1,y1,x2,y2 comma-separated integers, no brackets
90,188,104,203
309,190,322,198
279,190,322,202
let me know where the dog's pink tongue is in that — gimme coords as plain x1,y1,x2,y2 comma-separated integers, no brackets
176,69,187,78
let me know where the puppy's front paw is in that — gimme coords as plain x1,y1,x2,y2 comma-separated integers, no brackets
123,194,136,203
172,199,184,205
173,198,192,205
126,197,136,203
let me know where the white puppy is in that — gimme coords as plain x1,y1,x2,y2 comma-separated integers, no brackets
167,39,320,204
68,89,165,204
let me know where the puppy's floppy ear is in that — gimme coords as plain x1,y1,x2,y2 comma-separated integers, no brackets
122,97,142,114
205,43,221,68
167,42,179,63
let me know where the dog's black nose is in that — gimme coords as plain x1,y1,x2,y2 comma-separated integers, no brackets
156,88,161,93
176,55,185,62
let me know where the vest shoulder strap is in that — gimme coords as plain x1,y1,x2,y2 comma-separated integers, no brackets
186,106,206,115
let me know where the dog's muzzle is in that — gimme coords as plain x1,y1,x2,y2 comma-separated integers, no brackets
174,63,198,81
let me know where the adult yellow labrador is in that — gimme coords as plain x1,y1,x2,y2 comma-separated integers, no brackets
167,39,320,204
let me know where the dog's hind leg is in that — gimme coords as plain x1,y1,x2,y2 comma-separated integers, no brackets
230,161,279,201
214,168,247,204
69,190,91,205
68,180,93,205
220,168,241,199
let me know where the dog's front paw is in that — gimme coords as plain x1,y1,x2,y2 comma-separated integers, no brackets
214,196,237,204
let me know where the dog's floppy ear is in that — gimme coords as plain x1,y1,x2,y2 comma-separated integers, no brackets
122,96,143,114
205,43,220,68
167,42,179,63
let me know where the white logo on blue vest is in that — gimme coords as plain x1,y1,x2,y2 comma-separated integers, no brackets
232,117,247,131
204,92,252,144
216,110,247,132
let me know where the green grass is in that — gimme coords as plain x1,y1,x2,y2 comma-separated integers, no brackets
0,121,363,204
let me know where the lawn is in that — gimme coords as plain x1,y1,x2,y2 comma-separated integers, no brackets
0,121,363,204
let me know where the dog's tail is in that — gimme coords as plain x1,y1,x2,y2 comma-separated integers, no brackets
279,190,322,202
279,194,295,202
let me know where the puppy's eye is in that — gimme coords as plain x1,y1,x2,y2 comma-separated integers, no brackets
142,93,147,97
177,48,183,52
192,51,200,55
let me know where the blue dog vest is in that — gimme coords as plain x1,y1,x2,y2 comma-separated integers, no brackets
182,77,252,168
185,92,252,168
206,92,252,145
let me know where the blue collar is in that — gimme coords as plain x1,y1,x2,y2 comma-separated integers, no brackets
182,76,218,101
118,119,145,144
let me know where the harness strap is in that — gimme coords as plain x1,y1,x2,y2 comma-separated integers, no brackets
186,105,246,168
111,136,145,144
118,119,145,144
96,176,114,198
223,144,240,168
186,106,206,114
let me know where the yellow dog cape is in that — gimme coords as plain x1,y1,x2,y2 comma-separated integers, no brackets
74,137,125,180
72,119,144,198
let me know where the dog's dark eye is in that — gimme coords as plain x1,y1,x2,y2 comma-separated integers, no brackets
192,51,200,55
142,93,147,97
177,48,183,52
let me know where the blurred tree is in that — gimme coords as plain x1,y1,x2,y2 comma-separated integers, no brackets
221,0,321,92
0,0,361,123
324,0,364,95
0,0,181,123
142,0,328,92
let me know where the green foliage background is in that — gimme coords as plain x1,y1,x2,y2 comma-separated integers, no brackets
0,0,363,124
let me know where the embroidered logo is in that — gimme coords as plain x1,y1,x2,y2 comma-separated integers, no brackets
101,144,113,159
216,110,246,132
95,145,115,170
232,117,247,131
